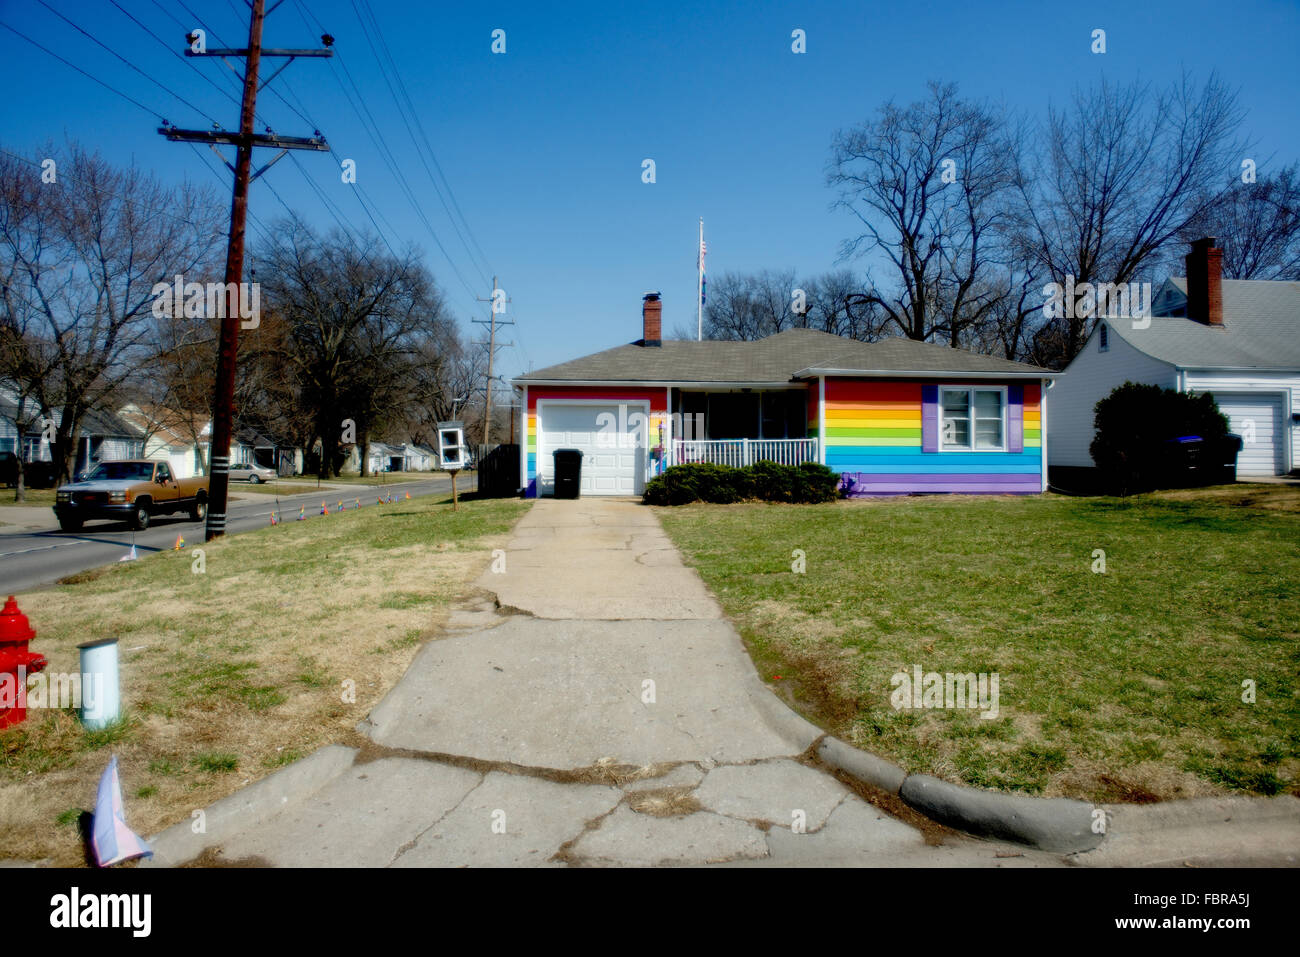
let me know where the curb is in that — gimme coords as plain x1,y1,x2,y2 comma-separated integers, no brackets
814,735,1102,854
143,744,357,867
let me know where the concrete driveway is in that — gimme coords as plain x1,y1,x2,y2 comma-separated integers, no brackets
147,498,1070,867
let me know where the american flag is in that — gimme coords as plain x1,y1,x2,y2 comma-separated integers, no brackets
698,237,707,305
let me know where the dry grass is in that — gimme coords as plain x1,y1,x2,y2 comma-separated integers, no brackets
0,494,528,865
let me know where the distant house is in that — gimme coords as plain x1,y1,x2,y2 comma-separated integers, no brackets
118,403,209,479
367,441,407,474
1,392,144,475
1049,239,1299,478
404,444,437,471
75,409,145,476
511,292,1056,497
233,426,302,476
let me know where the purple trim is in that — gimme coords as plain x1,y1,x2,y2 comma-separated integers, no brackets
1008,384,1024,454
526,478,538,498
839,471,1042,496
921,384,938,453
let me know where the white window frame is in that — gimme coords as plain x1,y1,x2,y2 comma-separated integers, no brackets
939,385,1008,453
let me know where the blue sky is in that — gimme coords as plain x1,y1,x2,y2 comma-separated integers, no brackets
2,0,1298,376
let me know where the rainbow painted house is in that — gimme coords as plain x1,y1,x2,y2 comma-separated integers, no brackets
511,293,1057,498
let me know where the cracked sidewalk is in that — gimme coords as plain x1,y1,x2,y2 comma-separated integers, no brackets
145,498,1070,867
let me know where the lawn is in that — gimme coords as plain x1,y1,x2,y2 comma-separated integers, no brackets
0,494,529,864
1,488,58,507
231,481,329,496
658,484,1300,803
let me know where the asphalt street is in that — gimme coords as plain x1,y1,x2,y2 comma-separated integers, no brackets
0,475,454,596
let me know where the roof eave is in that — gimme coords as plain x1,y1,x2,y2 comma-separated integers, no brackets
793,367,1058,379
511,378,800,388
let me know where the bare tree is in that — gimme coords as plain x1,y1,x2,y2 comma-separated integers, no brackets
257,221,458,478
1015,72,1246,366
828,80,1020,346
0,144,223,483
1182,163,1300,280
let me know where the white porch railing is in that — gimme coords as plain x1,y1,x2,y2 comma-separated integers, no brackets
664,437,820,469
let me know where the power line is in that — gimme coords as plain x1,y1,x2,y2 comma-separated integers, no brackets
110,0,244,113
34,0,227,128
351,0,494,286
290,0,482,305
0,19,168,121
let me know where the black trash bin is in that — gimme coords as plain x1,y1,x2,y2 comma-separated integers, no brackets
1158,433,1243,487
552,449,583,499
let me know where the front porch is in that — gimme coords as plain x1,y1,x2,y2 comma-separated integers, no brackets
662,437,820,469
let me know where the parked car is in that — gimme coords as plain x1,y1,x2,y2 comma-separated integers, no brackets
53,459,209,531
0,451,58,489
228,462,277,483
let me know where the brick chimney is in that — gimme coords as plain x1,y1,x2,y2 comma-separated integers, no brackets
1185,237,1223,326
642,292,662,347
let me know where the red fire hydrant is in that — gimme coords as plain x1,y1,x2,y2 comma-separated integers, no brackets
0,595,48,729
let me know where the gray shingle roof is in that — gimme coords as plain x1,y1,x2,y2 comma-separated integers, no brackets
1111,277,1300,370
516,327,1051,384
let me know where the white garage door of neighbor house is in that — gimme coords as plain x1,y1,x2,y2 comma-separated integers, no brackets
539,403,646,496
1211,393,1286,476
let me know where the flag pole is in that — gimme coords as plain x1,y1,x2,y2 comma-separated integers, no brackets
697,217,704,341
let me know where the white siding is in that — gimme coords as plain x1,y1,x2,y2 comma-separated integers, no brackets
1048,322,1178,468
1183,370,1298,476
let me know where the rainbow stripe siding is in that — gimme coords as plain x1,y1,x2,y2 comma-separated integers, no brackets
828,380,1042,495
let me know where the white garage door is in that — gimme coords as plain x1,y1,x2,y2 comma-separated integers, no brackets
538,403,646,496
1210,393,1286,476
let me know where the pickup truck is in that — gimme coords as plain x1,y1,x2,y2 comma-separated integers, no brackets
53,460,209,532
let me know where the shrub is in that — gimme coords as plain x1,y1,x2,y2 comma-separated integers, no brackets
1089,382,1230,494
792,461,840,503
748,460,794,502
643,460,840,505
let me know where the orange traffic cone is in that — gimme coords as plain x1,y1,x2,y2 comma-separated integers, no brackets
270,511,278,526
320,501,329,516
172,534,184,550
404,491,411,500
297,507,306,521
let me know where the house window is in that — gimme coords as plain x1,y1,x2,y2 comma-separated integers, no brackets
1099,324,1109,352
941,387,1005,451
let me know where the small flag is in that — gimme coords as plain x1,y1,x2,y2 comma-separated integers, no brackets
297,506,306,521
355,498,361,509
172,534,184,550
118,545,138,562
320,502,329,516
270,511,278,526
91,756,152,867
377,495,384,505
338,500,344,511
404,491,411,500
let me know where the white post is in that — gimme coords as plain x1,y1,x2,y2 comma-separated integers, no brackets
78,637,120,730
743,437,750,466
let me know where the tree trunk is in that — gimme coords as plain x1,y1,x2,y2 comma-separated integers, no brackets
12,458,26,504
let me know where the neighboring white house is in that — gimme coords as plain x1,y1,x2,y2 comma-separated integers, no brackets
118,403,210,479
404,444,437,471
1049,239,1299,477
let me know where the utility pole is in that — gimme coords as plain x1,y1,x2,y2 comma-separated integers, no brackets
473,277,513,447
158,0,332,541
